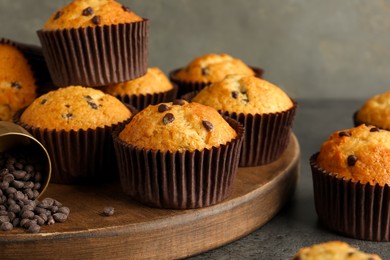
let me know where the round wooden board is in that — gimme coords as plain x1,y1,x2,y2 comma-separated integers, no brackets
0,134,300,260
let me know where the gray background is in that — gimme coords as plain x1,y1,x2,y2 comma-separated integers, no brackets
2,0,390,99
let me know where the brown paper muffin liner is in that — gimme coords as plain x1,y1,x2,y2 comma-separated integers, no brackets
113,83,178,111
112,117,244,209
169,66,264,98
0,38,56,95
310,153,390,241
13,105,137,184
222,102,297,167
37,19,150,87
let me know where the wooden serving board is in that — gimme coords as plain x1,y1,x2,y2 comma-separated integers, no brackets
0,134,300,260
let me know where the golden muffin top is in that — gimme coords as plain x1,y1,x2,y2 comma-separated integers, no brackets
21,86,131,131
317,124,390,186
175,53,255,83
44,0,143,30
192,74,293,115
105,67,173,96
119,100,237,152
356,91,390,130
292,241,381,260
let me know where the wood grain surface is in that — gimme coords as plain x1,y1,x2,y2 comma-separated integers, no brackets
0,134,300,260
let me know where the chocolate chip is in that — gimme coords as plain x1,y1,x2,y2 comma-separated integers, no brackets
370,127,380,132
347,155,358,166
65,113,73,120
162,113,175,125
41,198,55,207
84,95,93,101
11,82,21,89
102,207,114,216
54,11,63,20
87,101,98,110
202,120,214,131
82,7,94,16
40,99,47,105
57,207,70,215
242,98,249,103
173,99,185,106
122,5,132,12
91,15,101,25
65,104,70,108
201,67,209,76
0,222,12,231
53,213,68,223
27,223,40,233
338,131,351,137
232,91,239,99
158,104,170,113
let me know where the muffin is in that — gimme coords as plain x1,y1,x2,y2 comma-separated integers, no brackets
113,100,244,209
15,86,134,184
310,124,390,241
0,41,37,121
169,53,264,97
1,38,55,96
192,74,297,166
104,67,177,111
37,0,149,87
291,241,381,260
354,91,390,129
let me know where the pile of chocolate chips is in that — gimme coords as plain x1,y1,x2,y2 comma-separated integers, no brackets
0,148,70,233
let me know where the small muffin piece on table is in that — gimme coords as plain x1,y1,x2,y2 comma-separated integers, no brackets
292,241,381,260
170,53,263,97
192,74,297,166
37,0,149,87
14,86,134,184
113,100,244,209
354,91,390,130
310,124,390,241
0,41,37,121
104,67,177,111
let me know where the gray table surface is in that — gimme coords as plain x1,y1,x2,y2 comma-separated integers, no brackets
189,99,390,260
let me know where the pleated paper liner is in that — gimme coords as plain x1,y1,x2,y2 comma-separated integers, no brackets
169,66,264,98
112,117,244,209
310,153,390,241
113,84,178,111
37,19,150,87
223,102,297,167
0,38,55,95
13,105,137,185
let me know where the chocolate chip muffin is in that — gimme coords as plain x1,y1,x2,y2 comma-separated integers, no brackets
311,124,390,241
354,91,390,130
37,0,149,87
192,74,297,166
169,53,263,97
113,100,244,209
15,86,134,184
104,67,176,110
0,42,37,121
292,241,381,260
